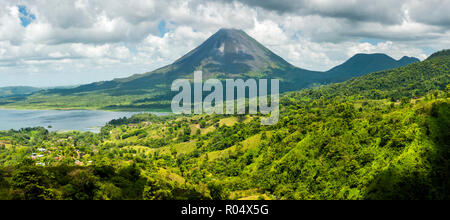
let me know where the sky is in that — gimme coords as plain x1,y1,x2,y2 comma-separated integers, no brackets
0,0,449,87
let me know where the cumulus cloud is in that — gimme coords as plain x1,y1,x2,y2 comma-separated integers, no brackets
0,0,449,87
408,0,450,27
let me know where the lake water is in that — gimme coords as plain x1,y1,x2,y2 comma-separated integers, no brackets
0,109,168,133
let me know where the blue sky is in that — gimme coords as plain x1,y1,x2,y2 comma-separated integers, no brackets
18,5,36,27
158,20,167,37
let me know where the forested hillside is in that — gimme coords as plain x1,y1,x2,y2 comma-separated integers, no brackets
0,89,448,200
289,52,449,101
0,49,448,199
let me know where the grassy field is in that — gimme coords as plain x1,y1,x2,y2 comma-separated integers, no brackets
0,93,172,112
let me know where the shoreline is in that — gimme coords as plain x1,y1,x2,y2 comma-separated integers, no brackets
0,106,172,113
0,108,172,133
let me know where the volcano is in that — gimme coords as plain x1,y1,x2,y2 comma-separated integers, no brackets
172,28,295,76
42,28,419,105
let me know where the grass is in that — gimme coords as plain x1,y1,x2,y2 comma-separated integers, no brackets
145,141,197,156
171,141,197,155
0,93,172,112
219,117,239,127
229,189,274,200
207,132,269,161
0,140,11,149
200,126,216,135
157,168,186,185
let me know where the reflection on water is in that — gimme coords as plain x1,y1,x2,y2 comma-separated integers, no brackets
0,109,168,133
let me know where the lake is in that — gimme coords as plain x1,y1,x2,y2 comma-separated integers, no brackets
0,109,168,133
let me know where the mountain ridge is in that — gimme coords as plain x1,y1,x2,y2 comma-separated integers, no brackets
48,29,418,94
0,28,424,110
287,50,450,102
324,53,420,82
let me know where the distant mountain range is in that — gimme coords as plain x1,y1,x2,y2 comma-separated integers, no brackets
0,85,83,98
324,53,419,83
0,28,422,110
287,50,449,102
0,86,41,97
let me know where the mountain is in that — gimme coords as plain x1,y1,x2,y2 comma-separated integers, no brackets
398,56,421,66
172,28,295,76
0,29,420,110
427,49,450,60
287,50,450,101
0,86,40,97
324,53,420,82
55,28,302,96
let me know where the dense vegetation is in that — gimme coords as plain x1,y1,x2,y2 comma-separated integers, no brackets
0,52,448,200
290,54,449,101
0,88,448,200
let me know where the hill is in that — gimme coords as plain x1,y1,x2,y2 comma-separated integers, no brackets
0,86,40,97
324,53,419,82
427,49,450,60
286,50,450,102
0,86,448,200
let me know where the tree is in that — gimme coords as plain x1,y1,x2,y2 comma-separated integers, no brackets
207,181,229,200
11,167,54,200
65,169,98,200
400,97,410,105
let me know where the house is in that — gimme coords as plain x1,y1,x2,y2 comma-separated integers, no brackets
143,122,152,126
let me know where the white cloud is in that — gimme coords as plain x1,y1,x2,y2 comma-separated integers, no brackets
137,26,211,68
0,0,449,87
0,5,25,44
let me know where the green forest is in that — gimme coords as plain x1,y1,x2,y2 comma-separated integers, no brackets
0,52,449,200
